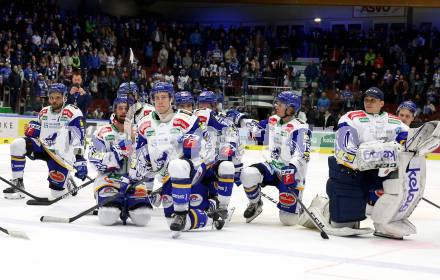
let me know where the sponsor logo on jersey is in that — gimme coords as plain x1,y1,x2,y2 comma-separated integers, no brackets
363,149,396,161
399,167,421,213
347,111,367,120
49,170,65,183
161,195,173,208
132,187,148,198
359,117,370,122
189,194,203,207
99,186,118,197
279,192,296,206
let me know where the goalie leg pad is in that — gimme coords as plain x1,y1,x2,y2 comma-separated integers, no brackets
372,152,425,237
299,195,374,236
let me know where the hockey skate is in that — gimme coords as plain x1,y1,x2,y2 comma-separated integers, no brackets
170,213,187,232
3,178,25,199
243,199,263,223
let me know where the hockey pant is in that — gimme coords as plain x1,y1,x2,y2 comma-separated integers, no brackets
10,137,70,191
94,174,153,226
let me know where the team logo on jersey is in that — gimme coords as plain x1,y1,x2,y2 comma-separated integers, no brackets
269,117,278,125
279,192,296,206
98,126,112,138
347,111,367,120
49,170,66,183
139,121,151,135
282,172,295,185
62,108,73,118
285,123,295,133
173,118,190,130
39,108,48,117
189,194,203,207
197,115,207,123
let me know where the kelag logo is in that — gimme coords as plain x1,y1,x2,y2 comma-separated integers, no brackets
398,167,420,213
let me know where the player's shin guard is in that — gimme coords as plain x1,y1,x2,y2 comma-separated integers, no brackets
188,209,208,230
217,161,235,208
240,166,263,203
169,159,193,214
10,138,28,179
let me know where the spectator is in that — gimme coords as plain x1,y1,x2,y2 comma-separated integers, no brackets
317,92,331,113
394,75,409,104
67,72,91,116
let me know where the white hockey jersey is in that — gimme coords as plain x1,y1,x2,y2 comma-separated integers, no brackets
335,110,409,169
264,115,312,175
130,109,200,180
37,104,85,161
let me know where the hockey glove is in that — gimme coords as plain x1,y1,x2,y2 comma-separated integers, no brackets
111,139,132,162
74,155,88,181
24,121,41,138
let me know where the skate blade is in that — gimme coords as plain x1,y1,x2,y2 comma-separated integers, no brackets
4,193,26,200
171,231,181,239
245,207,263,223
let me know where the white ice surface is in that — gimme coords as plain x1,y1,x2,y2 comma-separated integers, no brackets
1,145,440,280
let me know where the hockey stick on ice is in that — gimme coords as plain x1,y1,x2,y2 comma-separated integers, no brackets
0,226,29,240
422,197,440,210
40,178,150,223
26,177,96,206
260,191,329,240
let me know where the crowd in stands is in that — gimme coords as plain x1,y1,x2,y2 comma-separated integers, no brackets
0,1,439,127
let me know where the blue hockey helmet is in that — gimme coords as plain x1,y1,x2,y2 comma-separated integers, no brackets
117,82,139,96
113,92,134,110
48,83,68,97
150,82,174,100
198,90,217,104
275,91,301,113
397,101,417,115
175,91,194,105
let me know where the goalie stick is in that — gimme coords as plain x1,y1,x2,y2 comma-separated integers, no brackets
260,191,329,240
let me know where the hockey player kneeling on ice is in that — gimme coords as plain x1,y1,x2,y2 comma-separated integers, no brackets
300,87,440,239
194,90,239,221
89,92,152,226
240,91,311,225
129,83,225,232
4,83,87,199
